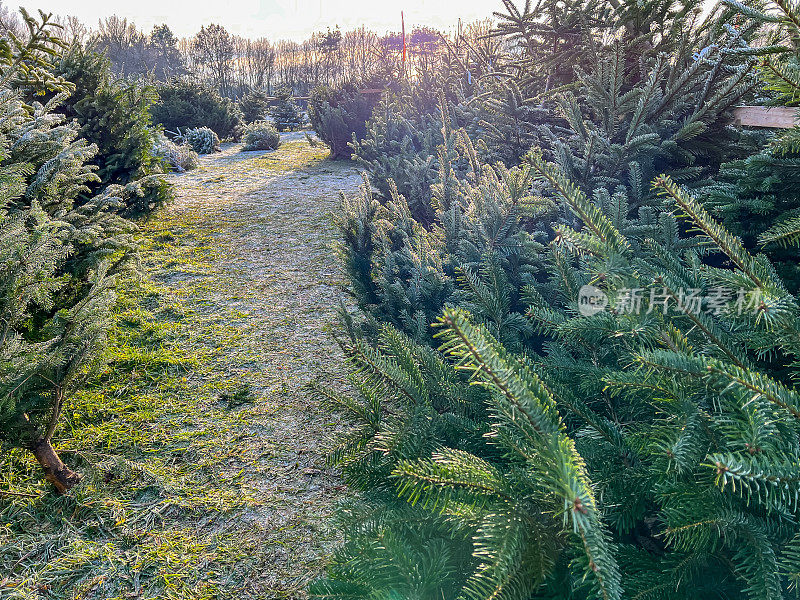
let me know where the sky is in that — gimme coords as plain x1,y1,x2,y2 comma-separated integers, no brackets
11,0,496,41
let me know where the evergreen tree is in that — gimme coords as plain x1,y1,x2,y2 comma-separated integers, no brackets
317,147,800,598
239,88,269,123
317,3,800,596
0,10,135,492
351,93,447,224
704,0,800,292
338,119,552,343
242,121,280,150
147,24,184,80
309,83,378,159
151,78,242,139
353,0,764,231
268,86,302,131
477,0,764,194
49,44,173,217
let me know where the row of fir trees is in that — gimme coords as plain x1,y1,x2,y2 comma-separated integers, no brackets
0,11,170,492
311,0,800,598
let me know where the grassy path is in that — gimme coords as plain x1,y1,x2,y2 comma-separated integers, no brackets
0,135,362,599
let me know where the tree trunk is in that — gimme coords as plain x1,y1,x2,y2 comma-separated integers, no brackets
29,438,81,494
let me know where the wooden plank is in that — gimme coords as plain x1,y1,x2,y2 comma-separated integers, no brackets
732,105,798,128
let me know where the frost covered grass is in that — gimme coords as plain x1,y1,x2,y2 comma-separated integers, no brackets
0,135,362,599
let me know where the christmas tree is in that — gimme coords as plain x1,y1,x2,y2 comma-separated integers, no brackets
315,1,800,597
704,0,800,292
268,86,303,131
0,10,135,492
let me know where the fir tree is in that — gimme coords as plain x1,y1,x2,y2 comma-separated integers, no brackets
351,92,447,224
353,0,764,230
704,0,800,291
318,0,800,583
480,0,763,198
268,86,303,131
318,149,800,598
336,128,550,344
0,10,135,493
48,44,172,218
239,88,269,123
309,83,377,159
151,78,242,139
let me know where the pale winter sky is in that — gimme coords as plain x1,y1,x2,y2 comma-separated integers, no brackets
12,0,497,41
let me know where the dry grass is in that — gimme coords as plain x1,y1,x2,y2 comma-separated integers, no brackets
0,135,362,599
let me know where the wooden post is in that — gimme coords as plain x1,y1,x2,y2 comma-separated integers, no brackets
732,106,799,129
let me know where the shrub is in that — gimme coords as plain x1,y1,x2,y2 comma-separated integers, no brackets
239,89,269,123
182,126,221,154
50,44,172,218
153,132,199,171
309,83,377,159
151,79,242,139
242,121,280,151
269,87,303,131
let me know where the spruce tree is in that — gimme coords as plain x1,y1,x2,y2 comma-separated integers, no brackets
239,88,270,123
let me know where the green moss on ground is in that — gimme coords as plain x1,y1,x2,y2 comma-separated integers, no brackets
0,137,362,599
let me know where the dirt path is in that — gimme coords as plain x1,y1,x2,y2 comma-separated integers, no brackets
147,135,363,596
0,135,363,599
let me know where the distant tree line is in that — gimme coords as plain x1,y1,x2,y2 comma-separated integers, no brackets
0,3,498,100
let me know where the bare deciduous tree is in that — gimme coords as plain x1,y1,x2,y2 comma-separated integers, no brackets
191,23,234,96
